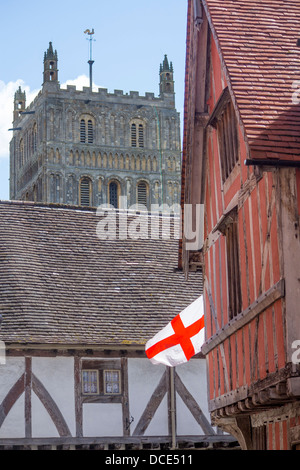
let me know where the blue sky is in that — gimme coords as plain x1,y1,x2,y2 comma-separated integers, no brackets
0,0,188,200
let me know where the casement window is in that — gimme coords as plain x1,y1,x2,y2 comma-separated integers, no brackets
79,177,92,206
104,370,121,395
225,218,242,319
216,207,242,320
131,121,145,148
80,115,94,144
109,181,119,208
217,101,239,182
82,370,99,395
81,360,122,401
137,181,148,209
208,87,239,183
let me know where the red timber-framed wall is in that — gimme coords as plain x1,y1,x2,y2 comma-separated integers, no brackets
180,0,300,450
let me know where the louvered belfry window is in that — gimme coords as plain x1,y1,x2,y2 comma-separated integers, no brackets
137,181,148,208
131,123,137,147
80,119,86,143
80,116,94,144
80,177,91,206
138,124,144,148
131,121,145,148
88,120,93,143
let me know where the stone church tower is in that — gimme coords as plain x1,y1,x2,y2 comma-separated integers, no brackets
9,42,181,210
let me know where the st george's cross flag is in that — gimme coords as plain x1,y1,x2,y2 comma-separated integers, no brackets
145,296,205,367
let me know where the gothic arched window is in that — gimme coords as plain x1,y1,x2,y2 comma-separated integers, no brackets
80,177,92,206
137,181,148,209
109,181,119,208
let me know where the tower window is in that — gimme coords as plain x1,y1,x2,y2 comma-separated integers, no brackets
131,123,137,147
80,177,92,206
80,116,94,144
80,119,86,143
138,124,144,148
131,120,145,148
88,120,93,143
109,181,119,208
137,181,148,209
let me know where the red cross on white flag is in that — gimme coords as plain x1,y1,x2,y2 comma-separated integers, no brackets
145,296,205,367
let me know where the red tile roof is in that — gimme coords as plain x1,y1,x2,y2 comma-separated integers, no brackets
203,0,300,161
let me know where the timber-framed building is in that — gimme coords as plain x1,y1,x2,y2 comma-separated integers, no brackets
0,201,237,450
181,0,300,450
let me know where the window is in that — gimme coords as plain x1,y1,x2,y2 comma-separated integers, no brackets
80,177,91,206
131,123,137,147
88,120,93,143
215,207,241,320
109,181,119,208
80,119,86,143
81,360,123,402
208,87,239,183
137,181,148,209
225,218,242,319
80,115,94,144
104,370,121,395
217,101,239,182
138,124,144,148
82,370,99,395
131,120,145,148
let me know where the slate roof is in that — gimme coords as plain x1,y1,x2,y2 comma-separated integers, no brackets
0,201,202,347
203,0,300,161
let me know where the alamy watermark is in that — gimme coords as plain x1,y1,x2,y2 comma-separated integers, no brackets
292,340,300,365
95,198,204,250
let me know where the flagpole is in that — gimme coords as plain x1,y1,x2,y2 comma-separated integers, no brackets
170,367,177,449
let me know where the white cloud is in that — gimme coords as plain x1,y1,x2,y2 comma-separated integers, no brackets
0,79,39,159
61,75,104,92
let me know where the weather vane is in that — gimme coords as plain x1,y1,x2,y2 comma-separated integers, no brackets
84,29,95,90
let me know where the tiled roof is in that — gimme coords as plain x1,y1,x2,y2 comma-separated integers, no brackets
203,0,300,161
0,201,202,346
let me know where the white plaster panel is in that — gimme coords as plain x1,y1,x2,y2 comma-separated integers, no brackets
175,358,211,435
83,403,123,437
0,357,25,403
32,357,75,436
31,391,60,438
0,393,25,438
128,358,168,436
144,395,168,436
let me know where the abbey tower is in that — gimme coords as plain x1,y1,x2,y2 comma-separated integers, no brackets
9,42,181,210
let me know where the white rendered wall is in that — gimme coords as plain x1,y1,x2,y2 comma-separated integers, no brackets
32,357,75,437
83,403,123,437
128,358,168,436
0,357,25,438
175,358,210,435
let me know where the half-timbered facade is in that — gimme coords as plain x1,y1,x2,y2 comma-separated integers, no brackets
181,0,300,450
0,201,236,450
